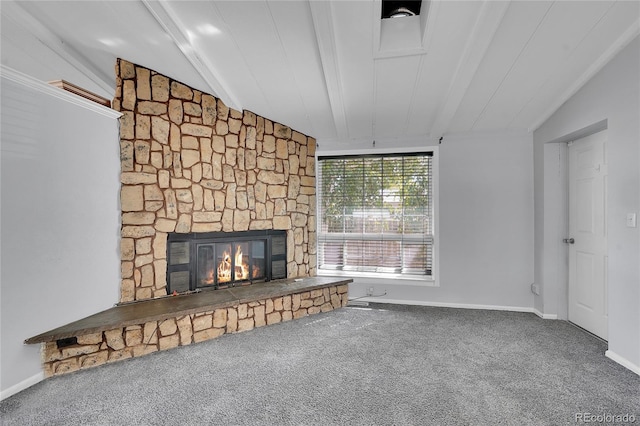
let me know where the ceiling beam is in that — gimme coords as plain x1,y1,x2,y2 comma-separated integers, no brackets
141,0,243,112
421,0,441,53
2,0,114,96
429,0,510,139
309,1,349,140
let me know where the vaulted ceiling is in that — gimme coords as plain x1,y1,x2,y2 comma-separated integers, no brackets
2,1,638,147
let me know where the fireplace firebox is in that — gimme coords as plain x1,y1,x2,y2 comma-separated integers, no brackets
167,230,287,293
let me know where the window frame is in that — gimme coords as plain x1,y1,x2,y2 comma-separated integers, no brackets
315,147,439,286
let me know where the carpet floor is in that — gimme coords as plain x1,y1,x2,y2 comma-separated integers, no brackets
1,304,638,425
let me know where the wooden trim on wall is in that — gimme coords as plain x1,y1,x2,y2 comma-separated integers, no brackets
48,79,111,108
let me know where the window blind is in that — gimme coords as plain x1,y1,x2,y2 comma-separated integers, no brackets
317,152,434,276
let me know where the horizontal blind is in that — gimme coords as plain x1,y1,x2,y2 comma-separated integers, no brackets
317,152,433,276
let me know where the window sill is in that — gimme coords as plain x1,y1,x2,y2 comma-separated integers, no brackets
317,269,438,286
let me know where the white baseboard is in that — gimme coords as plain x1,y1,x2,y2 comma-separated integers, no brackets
1,372,44,401
354,297,539,314
605,350,640,376
532,308,558,320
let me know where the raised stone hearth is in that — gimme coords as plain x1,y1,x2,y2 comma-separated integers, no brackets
28,278,350,377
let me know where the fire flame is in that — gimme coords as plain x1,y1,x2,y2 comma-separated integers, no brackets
217,245,250,283
202,244,263,286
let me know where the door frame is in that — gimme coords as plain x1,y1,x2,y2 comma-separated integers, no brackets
540,120,607,322
566,131,608,339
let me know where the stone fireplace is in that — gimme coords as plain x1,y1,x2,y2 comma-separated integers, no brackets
114,59,317,303
26,60,349,379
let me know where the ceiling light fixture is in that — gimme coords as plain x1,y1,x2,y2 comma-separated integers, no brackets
381,0,422,19
389,7,415,18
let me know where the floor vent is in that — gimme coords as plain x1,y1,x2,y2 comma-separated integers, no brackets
348,300,370,307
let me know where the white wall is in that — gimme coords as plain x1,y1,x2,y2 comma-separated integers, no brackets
533,37,640,373
0,67,121,398
318,129,535,311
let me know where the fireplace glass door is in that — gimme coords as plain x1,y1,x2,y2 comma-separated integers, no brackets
167,230,286,293
196,240,266,289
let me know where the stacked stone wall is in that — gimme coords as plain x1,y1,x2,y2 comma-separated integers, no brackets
113,59,317,302
43,284,348,377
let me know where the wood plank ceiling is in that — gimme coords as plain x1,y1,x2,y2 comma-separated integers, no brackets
2,1,638,147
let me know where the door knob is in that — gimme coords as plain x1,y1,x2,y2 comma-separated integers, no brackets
563,238,575,244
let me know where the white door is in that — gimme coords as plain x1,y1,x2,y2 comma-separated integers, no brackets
568,131,608,340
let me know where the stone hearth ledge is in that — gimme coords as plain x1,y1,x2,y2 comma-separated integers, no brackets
28,277,351,377
26,277,351,344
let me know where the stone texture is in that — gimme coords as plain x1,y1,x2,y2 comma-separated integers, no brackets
171,81,193,100
121,238,135,261
121,172,157,185
104,329,126,351
266,311,282,325
123,212,155,225
177,316,193,345
121,226,155,238
143,321,158,344
184,102,202,117
152,117,170,144
237,318,254,332
121,279,135,302
140,264,154,287
122,80,136,110
159,334,180,351
293,309,309,320
282,311,293,322
136,67,151,100
202,95,216,125
238,304,248,319
120,111,135,140
121,186,144,211
217,100,229,121
59,344,100,359
258,170,285,184
132,345,157,357
43,284,347,377
181,150,200,168
254,305,266,327
159,318,178,336
176,214,191,233
193,314,213,332
108,349,133,363
121,141,134,172
115,63,317,303
125,328,143,347
193,328,224,343
138,101,167,115
77,333,103,345
227,308,238,333
213,309,227,328
274,123,292,139
50,359,79,376
182,123,212,137
169,99,183,124
152,74,169,102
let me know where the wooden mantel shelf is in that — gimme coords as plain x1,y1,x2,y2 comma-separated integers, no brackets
26,277,352,344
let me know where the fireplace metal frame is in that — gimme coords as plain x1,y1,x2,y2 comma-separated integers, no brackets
167,230,287,293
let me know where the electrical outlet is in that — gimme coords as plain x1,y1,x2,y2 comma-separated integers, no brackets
626,213,637,228
367,287,374,296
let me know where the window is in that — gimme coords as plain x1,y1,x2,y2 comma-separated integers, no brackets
317,152,436,279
